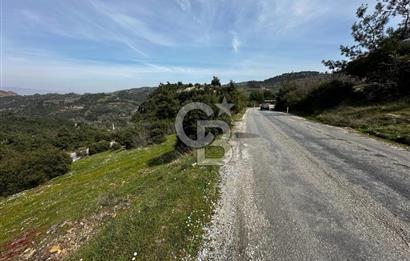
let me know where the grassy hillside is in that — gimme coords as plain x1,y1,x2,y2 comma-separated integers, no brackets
310,99,410,146
0,136,220,260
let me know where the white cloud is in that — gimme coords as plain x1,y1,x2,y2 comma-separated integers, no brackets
176,0,191,11
88,0,175,47
255,0,333,33
13,0,179,58
232,32,240,53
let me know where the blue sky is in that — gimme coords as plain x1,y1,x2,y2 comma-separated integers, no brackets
2,0,376,93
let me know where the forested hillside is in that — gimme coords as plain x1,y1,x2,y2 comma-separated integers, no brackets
242,71,336,105
237,71,330,91
0,87,153,197
0,79,246,197
0,87,153,127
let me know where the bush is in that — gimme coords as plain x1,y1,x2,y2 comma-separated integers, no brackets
136,81,246,152
275,80,356,114
115,127,147,150
89,140,110,155
110,142,122,151
0,147,71,197
344,35,410,99
297,80,356,114
249,89,275,105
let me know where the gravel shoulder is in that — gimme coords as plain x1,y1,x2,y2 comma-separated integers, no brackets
199,108,410,261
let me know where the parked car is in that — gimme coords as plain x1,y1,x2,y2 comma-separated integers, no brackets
260,103,270,111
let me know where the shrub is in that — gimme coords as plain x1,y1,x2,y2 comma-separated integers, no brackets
110,142,122,151
0,147,71,197
275,80,356,114
149,129,166,144
297,80,356,114
89,140,110,155
115,127,146,150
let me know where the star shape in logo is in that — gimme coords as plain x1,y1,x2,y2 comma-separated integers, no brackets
216,97,234,116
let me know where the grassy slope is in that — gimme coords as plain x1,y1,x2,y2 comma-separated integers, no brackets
310,99,410,146
0,136,220,260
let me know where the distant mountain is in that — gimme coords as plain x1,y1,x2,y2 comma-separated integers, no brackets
237,71,330,92
263,71,323,85
0,87,154,127
0,90,18,97
2,87,55,95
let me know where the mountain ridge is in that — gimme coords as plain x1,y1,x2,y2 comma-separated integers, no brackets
0,90,18,97
0,87,154,126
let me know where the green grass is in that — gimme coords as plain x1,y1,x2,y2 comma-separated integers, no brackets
310,99,410,146
0,136,220,260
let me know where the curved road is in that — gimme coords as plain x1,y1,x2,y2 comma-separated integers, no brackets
201,108,410,260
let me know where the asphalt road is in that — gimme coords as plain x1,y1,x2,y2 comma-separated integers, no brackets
200,108,410,260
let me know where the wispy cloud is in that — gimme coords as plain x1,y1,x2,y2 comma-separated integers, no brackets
232,32,240,53
88,0,175,47
175,0,191,11
13,6,149,57
255,0,330,33
3,0,375,92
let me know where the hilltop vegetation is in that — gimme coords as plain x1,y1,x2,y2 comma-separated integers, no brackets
238,71,335,106
237,71,331,94
133,79,247,152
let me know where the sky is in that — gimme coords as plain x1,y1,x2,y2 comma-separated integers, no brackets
1,0,377,94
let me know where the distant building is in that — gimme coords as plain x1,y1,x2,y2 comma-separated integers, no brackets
68,148,90,162
69,152,81,162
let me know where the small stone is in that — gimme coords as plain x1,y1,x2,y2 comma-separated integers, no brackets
47,225,58,234
49,245,61,254
133,251,138,256
23,248,36,259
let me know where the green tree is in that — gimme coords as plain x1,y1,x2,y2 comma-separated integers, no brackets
323,0,410,97
211,76,221,87
249,91,265,104
323,0,409,71
0,147,71,196
89,140,110,155
385,0,410,37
